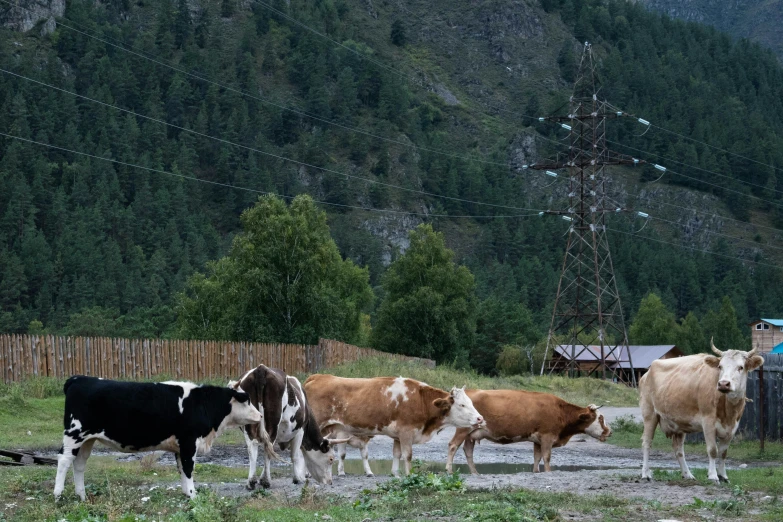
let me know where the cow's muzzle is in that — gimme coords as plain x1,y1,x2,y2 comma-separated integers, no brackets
717,380,732,393
473,416,485,429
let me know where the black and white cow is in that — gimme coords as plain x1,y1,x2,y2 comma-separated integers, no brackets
230,365,348,489
54,376,261,500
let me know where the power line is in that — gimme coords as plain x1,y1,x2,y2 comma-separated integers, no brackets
607,226,781,270
1,67,547,213
0,0,511,169
651,123,783,176
602,193,783,253
607,137,783,199
0,131,542,219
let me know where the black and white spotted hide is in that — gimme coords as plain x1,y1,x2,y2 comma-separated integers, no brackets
54,376,260,500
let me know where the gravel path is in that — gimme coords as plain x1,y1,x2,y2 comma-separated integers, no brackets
54,408,768,508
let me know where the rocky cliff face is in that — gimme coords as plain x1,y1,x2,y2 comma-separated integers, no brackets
638,0,783,59
0,0,64,34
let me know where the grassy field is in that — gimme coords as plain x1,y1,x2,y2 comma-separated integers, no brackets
608,414,783,464
315,357,640,406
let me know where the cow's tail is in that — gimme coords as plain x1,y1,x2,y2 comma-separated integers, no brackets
255,406,281,462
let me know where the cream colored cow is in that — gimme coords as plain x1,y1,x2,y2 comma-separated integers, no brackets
640,340,763,483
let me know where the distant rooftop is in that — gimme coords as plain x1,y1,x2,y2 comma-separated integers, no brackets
755,318,783,327
554,344,680,369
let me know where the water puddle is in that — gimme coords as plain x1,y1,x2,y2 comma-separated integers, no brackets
335,459,621,475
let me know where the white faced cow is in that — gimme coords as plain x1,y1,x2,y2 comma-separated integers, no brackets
54,375,261,500
640,340,763,483
304,375,484,476
231,365,348,489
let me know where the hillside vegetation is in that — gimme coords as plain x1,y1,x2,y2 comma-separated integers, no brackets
1,0,783,370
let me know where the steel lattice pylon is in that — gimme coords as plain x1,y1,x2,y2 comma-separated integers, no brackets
531,43,638,385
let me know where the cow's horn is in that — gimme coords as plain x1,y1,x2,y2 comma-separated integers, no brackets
710,337,724,357
747,345,759,357
325,437,351,446
588,404,599,411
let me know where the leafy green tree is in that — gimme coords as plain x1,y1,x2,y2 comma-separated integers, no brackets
629,292,679,345
64,307,120,337
675,311,705,355
701,296,749,351
177,195,373,344
474,297,540,374
371,224,476,365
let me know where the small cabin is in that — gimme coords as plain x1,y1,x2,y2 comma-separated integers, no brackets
549,344,683,382
749,319,783,353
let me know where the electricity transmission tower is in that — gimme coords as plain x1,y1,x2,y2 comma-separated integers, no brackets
531,43,639,385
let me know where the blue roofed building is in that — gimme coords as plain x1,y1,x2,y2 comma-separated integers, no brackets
749,319,783,352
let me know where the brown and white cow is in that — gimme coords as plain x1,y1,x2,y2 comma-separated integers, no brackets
640,340,763,483
304,375,484,476
446,389,611,474
231,365,348,489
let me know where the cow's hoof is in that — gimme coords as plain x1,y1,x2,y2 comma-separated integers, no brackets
338,471,345,476
293,478,302,485
260,477,271,489
365,473,374,478
246,479,257,491
719,476,730,484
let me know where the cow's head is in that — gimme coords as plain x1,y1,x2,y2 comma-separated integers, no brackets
581,404,612,442
226,389,262,427
704,339,764,398
435,386,484,429
301,437,350,485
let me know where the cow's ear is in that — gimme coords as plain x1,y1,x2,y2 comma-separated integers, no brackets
704,356,720,368
433,397,453,411
747,355,764,372
579,411,594,422
232,390,251,403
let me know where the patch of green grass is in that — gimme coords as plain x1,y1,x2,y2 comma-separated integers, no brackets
608,414,783,464
317,357,639,406
651,467,783,496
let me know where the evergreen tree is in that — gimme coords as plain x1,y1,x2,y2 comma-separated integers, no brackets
629,293,679,345
390,20,407,47
701,296,749,351
371,224,476,365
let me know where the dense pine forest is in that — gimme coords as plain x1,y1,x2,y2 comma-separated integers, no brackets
2,0,783,370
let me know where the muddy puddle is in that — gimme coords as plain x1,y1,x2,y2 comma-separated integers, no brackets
336,459,622,475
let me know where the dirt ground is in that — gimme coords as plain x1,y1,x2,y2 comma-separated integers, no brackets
79,408,768,508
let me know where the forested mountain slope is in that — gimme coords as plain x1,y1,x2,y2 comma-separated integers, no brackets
638,0,783,60
1,0,783,347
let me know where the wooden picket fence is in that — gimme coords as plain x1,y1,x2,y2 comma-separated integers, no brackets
0,334,434,384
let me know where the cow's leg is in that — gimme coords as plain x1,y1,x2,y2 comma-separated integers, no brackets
533,443,542,473
541,439,554,472
463,438,478,475
54,444,79,500
290,431,307,484
670,433,694,480
446,429,469,474
717,437,731,483
336,442,347,476
72,439,95,501
260,442,272,489
359,439,373,477
391,439,401,477
242,430,260,490
703,424,720,483
641,414,659,480
399,435,414,476
179,442,198,498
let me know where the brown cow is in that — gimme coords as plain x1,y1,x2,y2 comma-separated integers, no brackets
304,375,484,476
446,390,611,474
640,341,763,483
